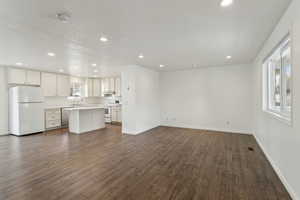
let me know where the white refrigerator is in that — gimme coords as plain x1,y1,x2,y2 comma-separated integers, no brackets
9,86,45,136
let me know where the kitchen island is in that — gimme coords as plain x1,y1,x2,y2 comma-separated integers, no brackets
64,106,105,134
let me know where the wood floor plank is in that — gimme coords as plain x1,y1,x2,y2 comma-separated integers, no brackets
0,125,291,200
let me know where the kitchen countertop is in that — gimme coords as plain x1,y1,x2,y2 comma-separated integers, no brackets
45,104,105,110
106,104,122,107
64,106,105,111
45,105,72,109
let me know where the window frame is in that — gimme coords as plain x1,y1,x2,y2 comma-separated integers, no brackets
262,33,293,125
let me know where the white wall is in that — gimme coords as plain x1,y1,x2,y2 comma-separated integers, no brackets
122,65,160,135
135,67,161,133
0,66,8,135
253,0,300,199
160,64,254,134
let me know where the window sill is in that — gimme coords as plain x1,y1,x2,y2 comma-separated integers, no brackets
263,109,292,126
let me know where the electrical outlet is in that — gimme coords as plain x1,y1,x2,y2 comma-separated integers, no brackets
226,121,230,125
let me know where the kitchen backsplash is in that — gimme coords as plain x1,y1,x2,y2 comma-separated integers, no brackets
44,95,121,108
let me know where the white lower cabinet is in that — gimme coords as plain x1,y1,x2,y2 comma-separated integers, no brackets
111,108,117,122
117,108,122,122
45,108,61,129
111,106,122,122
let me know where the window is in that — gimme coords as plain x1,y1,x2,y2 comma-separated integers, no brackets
263,35,292,123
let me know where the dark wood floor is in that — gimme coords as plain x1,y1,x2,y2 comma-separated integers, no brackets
0,125,291,200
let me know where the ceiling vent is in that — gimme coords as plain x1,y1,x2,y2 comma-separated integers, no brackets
56,12,71,23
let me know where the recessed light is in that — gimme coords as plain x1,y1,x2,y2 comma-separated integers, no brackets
100,37,108,42
16,62,23,66
94,69,98,73
59,69,64,72
139,54,144,59
159,64,165,68
48,52,56,57
220,0,233,7
226,56,232,59
91,63,97,67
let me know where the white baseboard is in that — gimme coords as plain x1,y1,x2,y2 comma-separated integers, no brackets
161,124,252,135
0,129,9,136
253,134,299,200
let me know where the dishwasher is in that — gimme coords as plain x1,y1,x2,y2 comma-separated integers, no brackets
61,108,70,128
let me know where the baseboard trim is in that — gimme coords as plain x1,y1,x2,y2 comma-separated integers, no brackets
253,133,299,200
0,130,9,136
160,124,252,135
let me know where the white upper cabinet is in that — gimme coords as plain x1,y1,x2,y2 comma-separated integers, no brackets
109,77,115,92
87,79,93,97
70,77,86,97
57,75,71,97
101,77,121,96
41,72,57,97
7,68,120,98
93,79,101,97
26,70,41,85
101,78,109,95
87,78,101,97
115,77,121,97
8,68,41,86
8,68,26,85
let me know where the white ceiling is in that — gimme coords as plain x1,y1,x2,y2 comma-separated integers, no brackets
0,0,291,76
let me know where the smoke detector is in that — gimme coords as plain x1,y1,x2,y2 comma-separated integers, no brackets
56,12,71,23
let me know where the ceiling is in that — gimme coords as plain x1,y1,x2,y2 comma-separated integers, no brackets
0,0,291,76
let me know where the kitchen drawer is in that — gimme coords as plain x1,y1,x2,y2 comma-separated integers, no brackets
46,112,61,120
45,108,61,114
45,109,61,120
46,119,61,129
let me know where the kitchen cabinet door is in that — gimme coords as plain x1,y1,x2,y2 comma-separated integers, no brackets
70,77,86,97
101,78,109,96
8,68,26,84
26,70,41,85
109,77,115,93
45,108,61,129
57,75,71,96
115,77,121,97
117,107,122,122
111,107,118,122
93,79,101,97
87,79,93,97
41,72,57,96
